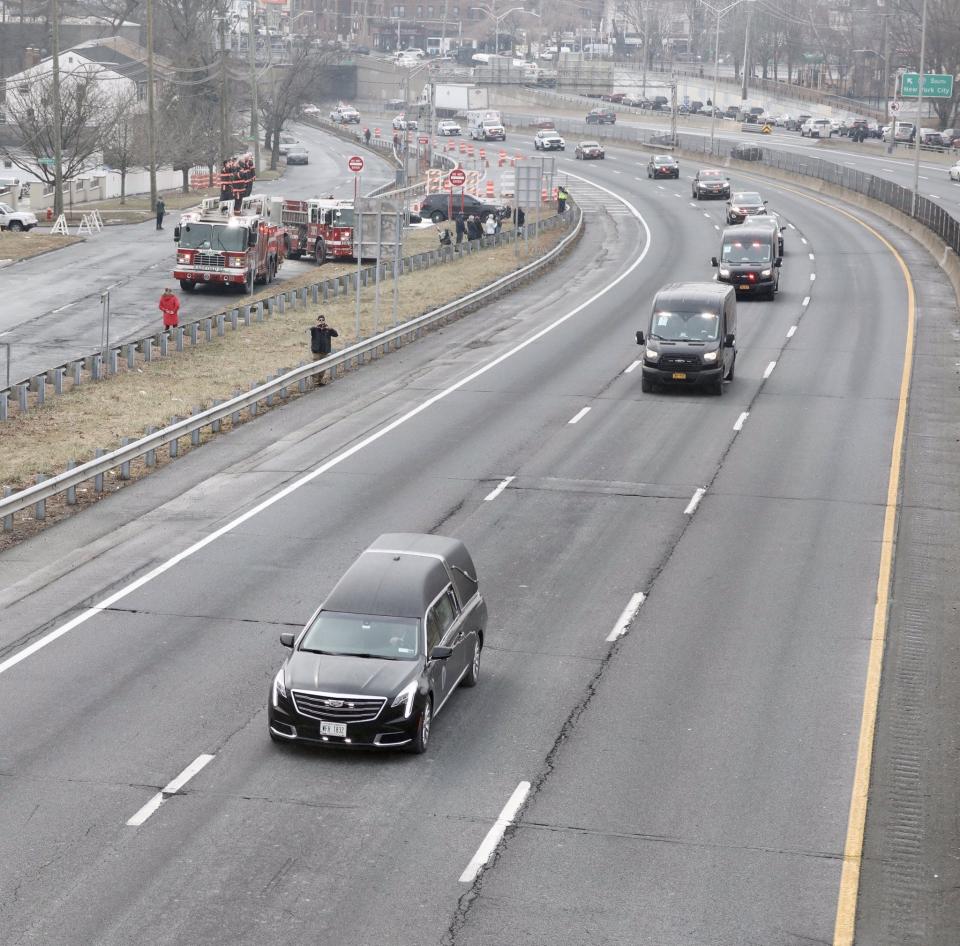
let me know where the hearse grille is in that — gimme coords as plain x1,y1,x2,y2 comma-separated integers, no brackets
291,690,386,723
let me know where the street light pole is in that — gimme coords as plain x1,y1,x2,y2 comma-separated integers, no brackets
50,0,64,216
910,0,927,217
740,0,752,101
146,0,157,212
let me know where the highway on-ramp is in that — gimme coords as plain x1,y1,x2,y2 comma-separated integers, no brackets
0,140,936,945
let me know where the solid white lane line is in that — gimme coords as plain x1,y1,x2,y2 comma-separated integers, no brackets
605,592,647,642
0,175,654,678
787,325,798,338
624,359,641,374
802,296,810,306
483,476,515,502
733,411,749,431
568,406,591,425
808,252,815,260
810,273,817,281
126,754,215,827
684,488,706,515
764,360,777,378
459,781,531,883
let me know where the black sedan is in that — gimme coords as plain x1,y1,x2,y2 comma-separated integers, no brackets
575,140,605,160
285,146,309,165
726,191,768,224
586,108,616,125
647,154,679,179
691,168,730,199
268,533,486,754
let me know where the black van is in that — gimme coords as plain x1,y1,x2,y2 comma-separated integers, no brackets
712,224,781,299
634,282,737,395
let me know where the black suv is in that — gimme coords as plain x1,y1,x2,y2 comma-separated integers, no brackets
586,108,617,124
419,193,509,224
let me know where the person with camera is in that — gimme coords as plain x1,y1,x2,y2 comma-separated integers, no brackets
309,314,339,385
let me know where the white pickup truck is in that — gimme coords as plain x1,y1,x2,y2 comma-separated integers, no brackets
0,202,39,232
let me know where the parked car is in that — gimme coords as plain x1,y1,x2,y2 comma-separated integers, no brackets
585,108,616,124
285,146,309,165
621,95,649,108
731,143,763,161
277,133,301,155
436,119,461,136
575,140,605,160
0,202,38,231
801,118,833,138
419,192,509,224
648,154,680,179
949,161,960,182
330,104,361,124
692,168,731,199
268,533,486,754
919,128,947,150
534,128,565,150
601,92,626,103
392,114,418,130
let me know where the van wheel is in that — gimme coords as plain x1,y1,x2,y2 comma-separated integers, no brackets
640,375,653,393
408,697,432,754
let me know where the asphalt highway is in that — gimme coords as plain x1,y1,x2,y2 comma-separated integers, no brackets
0,135,933,945
2,121,393,386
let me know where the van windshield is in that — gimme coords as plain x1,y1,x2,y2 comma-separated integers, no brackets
722,240,771,263
650,310,721,342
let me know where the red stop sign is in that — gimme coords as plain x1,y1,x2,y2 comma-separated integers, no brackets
348,155,364,172
449,168,466,187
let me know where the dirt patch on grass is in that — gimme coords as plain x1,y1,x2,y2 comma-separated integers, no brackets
0,231,84,262
1,223,571,502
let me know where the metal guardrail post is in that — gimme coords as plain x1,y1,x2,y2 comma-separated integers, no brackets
94,448,105,493
230,310,239,331
160,333,169,357
169,421,180,458
2,486,12,531
35,375,46,407
191,410,201,445
217,314,225,337
242,305,251,326
109,349,119,375
143,338,153,362
145,429,156,467
249,385,258,416
0,391,7,422
16,382,28,413
66,461,77,504
126,344,136,368
189,323,199,345
120,439,131,479
204,318,213,341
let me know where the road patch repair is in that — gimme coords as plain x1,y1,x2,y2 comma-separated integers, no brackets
0,220,576,548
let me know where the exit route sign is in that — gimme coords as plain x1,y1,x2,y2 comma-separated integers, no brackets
900,73,954,98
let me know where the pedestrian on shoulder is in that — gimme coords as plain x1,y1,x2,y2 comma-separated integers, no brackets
159,288,180,329
455,212,466,245
155,197,166,230
515,206,526,230
483,213,497,237
557,185,568,215
309,314,339,385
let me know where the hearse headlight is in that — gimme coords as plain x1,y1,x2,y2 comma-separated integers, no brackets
761,268,772,276
718,267,730,277
703,351,718,363
272,668,287,706
644,348,660,362
391,679,418,718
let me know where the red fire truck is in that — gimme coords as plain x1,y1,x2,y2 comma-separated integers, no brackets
173,197,284,292
280,198,355,264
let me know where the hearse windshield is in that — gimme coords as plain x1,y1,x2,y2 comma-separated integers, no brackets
650,310,721,342
179,222,248,252
722,240,772,264
299,611,420,660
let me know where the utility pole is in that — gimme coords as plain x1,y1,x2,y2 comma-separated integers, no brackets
880,4,889,124
248,1,261,175
50,0,64,216
670,76,677,144
146,0,157,212
910,0,927,217
219,16,229,160
641,0,648,96
740,1,752,101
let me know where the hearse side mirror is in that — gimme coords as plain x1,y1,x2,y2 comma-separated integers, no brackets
173,225,180,241
711,256,719,267
635,330,645,346
775,257,782,267
723,334,735,348
280,632,295,648
430,645,453,660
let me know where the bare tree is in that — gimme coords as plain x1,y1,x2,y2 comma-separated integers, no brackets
101,90,147,203
0,68,116,186
157,87,223,192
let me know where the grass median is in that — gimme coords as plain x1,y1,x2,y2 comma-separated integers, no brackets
0,231,83,263
1,222,571,520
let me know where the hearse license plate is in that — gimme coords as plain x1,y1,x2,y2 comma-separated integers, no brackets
672,372,687,380
739,284,751,291
320,721,347,737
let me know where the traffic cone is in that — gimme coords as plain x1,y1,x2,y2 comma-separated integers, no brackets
374,127,381,138
486,179,495,197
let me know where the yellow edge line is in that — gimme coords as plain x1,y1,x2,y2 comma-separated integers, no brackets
743,174,915,945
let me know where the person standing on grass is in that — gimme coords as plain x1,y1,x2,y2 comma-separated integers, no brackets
155,196,166,230
309,314,339,385
159,288,180,329
515,206,526,231
483,213,497,237
455,211,466,245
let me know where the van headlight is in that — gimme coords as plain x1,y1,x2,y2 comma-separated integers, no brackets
272,668,287,707
391,680,418,718
718,267,730,277
761,269,772,276
644,348,660,362
703,351,718,363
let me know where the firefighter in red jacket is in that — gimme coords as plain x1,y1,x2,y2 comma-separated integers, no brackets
159,288,180,329
220,159,235,202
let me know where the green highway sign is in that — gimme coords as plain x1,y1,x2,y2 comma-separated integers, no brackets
900,72,954,98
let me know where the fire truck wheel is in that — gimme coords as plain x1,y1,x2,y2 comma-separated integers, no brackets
179,280,196,292
315,240,327,264
244,269,254,293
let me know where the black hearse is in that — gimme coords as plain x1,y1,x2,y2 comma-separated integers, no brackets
268,533,486,754
635,282,737,395
712,224,781,299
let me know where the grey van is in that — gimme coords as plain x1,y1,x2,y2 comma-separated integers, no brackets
634,282,737,395
712,224,781,299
